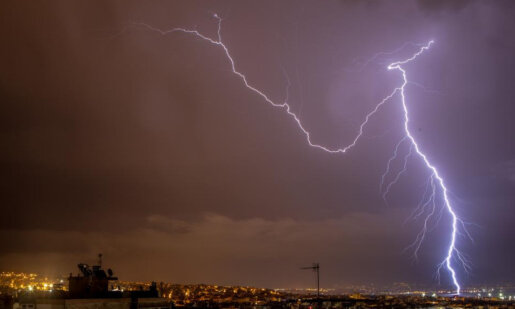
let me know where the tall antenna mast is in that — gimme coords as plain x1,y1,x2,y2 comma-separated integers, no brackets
300,263,320,308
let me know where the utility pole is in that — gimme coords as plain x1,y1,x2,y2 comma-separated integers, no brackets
301,263,320,308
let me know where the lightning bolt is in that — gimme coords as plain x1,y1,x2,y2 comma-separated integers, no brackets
380,136,407,193
347,41,425,72
403,174,437,260
130,15,466,294
381,141,412,203
387,41,463,294
131,15,394,154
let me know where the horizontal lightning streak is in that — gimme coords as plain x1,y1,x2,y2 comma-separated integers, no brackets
132,17,394,154
348,41,425,72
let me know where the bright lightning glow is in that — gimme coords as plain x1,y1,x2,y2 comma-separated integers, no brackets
132,16,465,294
387,40,462,294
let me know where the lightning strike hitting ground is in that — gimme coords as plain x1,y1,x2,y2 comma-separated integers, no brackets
387,41,464,294
132,15,467,294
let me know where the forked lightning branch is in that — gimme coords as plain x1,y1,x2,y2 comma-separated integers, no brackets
131,14,469,294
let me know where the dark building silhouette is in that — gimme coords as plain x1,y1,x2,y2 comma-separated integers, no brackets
18,255,168,309
68,263,119,298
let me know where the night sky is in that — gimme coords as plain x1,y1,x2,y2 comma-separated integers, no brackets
1,1,514,290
